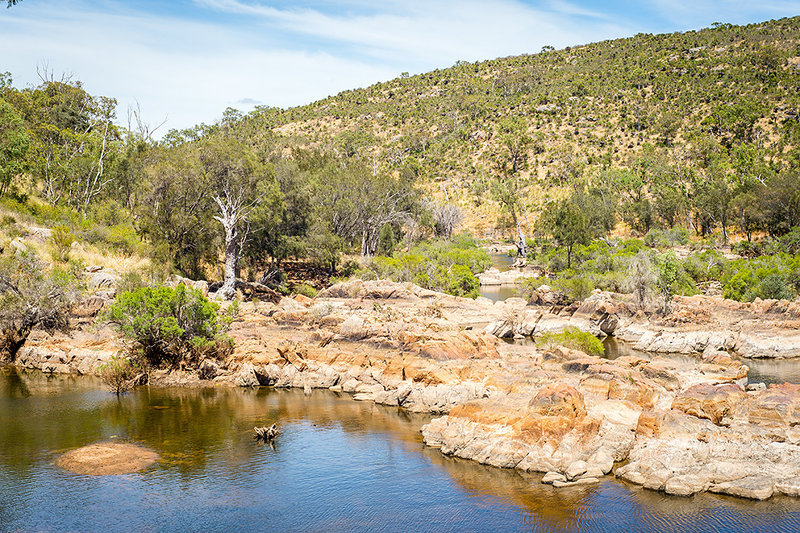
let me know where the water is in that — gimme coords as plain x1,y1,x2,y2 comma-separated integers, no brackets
479,254,521,302
2,369,800,532
482,251,799,382
603,338,800,386
490,253,515,272
479,285,521,302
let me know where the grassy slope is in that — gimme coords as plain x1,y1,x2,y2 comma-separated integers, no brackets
233,16,800,239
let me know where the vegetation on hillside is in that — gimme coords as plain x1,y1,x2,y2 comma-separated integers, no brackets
220,17,800,243
0,17,799,311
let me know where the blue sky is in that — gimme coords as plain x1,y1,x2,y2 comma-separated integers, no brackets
2,0,799,135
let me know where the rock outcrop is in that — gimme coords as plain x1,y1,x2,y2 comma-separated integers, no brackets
476,281,800,359
9,278,800,501
15,327,121,374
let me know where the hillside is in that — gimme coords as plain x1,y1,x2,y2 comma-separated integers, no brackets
1,16,800,312
228,16,800,238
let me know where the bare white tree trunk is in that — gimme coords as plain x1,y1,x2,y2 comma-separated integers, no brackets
517,219,527,258
213,189,253,300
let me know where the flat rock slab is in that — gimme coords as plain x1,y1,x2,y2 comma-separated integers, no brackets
56,441,159,475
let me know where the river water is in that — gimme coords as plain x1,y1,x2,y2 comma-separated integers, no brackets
2,369,800,532
479,253,521,303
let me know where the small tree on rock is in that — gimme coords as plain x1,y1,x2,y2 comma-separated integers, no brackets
544,199,591,269
655,251,680,314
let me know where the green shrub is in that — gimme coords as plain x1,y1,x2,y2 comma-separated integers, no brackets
536,326,604,356
780,227,800,255
683,249,727,283
734,240,762,258
49,225,74,263
551,274,594,301
755,273,792,300
0,249,82,360
721,254,800,301
445,264,480,298
107,285,233,367
644,227,689,248
294,283,318,298
358,235,489,298
116,264,172,294
98,355,142,395
104,224,142,255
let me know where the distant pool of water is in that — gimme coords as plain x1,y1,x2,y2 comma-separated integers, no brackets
603,338,800,386
479,254,520,302
479,285,521,302
490,253,515,272
2,369,800,532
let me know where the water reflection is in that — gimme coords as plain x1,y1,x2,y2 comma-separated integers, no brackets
2,369,800,532
604,337,800,386
739,357,800,385
479,284,522,303
490,253,515,272
479,254,522,302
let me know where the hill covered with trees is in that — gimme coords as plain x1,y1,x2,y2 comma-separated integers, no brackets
0,16,799,314
223,16,800,241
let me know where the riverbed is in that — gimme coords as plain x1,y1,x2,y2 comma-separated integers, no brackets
2,369,800,532
480,253,800,386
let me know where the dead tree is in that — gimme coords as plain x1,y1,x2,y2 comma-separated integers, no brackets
432,202,463,238
213,186,255,300
254,424,279,441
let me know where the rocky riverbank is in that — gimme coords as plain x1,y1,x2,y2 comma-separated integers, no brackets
7,279,800,500
482,286,800,359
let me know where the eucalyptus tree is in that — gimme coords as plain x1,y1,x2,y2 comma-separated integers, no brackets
8,77,119,213
139,144,215,279
541,198,591,269
0,98,29,196
490,117,533,256
198,137,263,300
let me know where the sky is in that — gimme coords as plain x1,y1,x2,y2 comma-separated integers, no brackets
1,0,799,136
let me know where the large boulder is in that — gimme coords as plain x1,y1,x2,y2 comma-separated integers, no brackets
528,383,586,418
746,383,800,427
671,383,747,425
87,268,120,294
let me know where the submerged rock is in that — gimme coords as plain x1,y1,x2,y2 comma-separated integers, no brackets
56,441,159,475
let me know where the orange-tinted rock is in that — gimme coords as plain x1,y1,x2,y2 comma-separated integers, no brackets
635,410,664,438
580,373,613,399
747,383,800,427
671,383,747,425
529,383,586,418
416,331,499,360
516,411,600,447
294,294,313,306
608,376,658,409
277,341,308,370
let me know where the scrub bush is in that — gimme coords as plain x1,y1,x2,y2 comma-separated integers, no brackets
107,285,234,367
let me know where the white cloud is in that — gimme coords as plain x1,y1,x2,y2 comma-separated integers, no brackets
0,1,399,134
16,0,790,136
197,0,632,63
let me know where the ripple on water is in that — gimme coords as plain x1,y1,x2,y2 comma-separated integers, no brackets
3,372,800,532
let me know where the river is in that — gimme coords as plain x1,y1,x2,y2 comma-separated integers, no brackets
480,253,520,303
2,369,800,532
